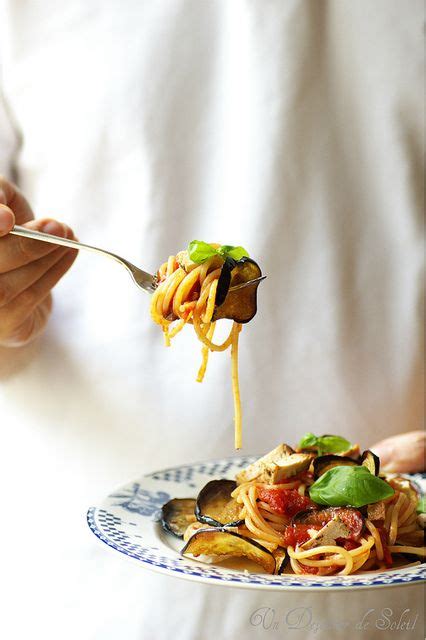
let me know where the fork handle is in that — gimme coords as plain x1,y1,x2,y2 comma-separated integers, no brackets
10,225,157,293
10,225,135,268
11,225,107,254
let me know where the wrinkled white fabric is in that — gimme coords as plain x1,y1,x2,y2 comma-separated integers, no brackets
0,1,423,639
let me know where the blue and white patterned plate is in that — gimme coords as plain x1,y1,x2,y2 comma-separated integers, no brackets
87,456,425,591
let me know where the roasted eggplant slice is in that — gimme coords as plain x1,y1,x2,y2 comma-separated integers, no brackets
214,257,234,307
360,450,380,476
213,257,262,323
181,528,276,574
313,455,359,479
161,498,196,539
195,479,244,527
292,507,364,540
275,550,290,575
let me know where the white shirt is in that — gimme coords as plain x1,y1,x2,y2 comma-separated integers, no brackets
0,2,423,639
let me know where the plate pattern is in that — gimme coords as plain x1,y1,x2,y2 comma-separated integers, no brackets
87,459,426,591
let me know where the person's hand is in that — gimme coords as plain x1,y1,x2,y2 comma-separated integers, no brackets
370,430,425,474
0,176,77,347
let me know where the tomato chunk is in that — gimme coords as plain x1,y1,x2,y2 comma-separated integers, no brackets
257,487,315,517
281,524,322,547
299,563,320,575
337,538,361,551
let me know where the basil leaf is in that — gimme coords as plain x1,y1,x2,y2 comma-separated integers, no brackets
188,240,250,264
298,433,352,456
188,240,218,263
309,465,395,507
218,245,249,261
318,436,352,456
298,433,319,449
416,496,426,514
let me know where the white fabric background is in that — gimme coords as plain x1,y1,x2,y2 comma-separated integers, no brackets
0,1,424,639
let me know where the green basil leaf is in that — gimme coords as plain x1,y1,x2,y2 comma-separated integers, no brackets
188,240,218,264
309,465,395,507
416,496,426,514
188,240,250,264
218,245,249,261
298,433,352,456
298,433,319,449
317,436,352,456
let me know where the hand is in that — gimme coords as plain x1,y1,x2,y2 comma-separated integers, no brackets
0,176,77,347
370,430,425,474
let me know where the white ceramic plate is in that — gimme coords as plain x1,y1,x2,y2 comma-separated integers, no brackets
87,456,426,591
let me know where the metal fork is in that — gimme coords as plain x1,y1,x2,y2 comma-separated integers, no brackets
10,225,265,294
11,224,158,292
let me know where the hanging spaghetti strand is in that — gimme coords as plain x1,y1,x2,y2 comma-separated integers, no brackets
151,253,243,448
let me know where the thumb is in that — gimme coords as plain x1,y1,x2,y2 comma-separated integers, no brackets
0,204,15,237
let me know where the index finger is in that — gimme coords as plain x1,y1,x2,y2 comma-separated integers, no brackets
0,218,74,273
0,176,34,225
0,205,15,237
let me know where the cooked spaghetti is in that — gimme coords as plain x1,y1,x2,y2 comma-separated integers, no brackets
150,243,258,449
230,475,424,575
161,436,426,576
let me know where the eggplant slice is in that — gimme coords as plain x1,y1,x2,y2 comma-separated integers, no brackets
213,257,262,323
360,450,380,476
195,479,244,527
161,498,196,539
275,550,290,575
313,455,359,479
182,528,276,574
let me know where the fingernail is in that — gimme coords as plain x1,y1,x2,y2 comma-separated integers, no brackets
41,220,66,236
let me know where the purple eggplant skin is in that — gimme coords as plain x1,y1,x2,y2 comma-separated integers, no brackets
161,498,196,539
215,257,235,307
195,479,244,528
313,455,359,479
213,257,262,323
181,527,277,574
397,552,425,565
275,551,290,575
360,450,380,476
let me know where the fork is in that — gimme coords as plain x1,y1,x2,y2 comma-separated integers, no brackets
10,225,265,294
11,224,158,292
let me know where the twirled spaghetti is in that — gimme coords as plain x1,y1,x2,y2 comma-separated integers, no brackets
150,250,243,448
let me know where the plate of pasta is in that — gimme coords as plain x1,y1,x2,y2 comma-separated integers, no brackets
87,434,426,590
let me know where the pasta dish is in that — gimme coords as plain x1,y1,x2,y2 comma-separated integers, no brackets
161,434,426,576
